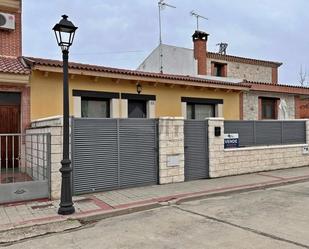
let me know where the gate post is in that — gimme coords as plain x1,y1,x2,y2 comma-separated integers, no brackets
158,117,185,184
207,118,225,178
306,120,309,144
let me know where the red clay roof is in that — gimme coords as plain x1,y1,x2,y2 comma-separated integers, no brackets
246,81,309,95
207,52,282,68
23,56,251,89
0,56,30,75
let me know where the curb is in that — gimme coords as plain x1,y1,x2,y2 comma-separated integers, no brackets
0,220,81,245
76,175,309,224
175,176,309,205
76,202,162,224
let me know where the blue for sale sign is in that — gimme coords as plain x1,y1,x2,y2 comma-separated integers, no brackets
224,133,239,149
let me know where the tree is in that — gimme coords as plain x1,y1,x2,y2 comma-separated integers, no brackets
299,65,307,86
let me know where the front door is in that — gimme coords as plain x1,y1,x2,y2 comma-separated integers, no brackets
0,92,21,171
128,100,147,118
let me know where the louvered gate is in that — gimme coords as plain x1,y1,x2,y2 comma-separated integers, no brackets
184,120,209,181
72,118,158,195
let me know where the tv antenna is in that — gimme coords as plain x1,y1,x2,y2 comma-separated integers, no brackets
158,0,176,73
190,11,208,30
217,43,228,55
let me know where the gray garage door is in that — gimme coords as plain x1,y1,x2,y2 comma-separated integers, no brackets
72,118,158,195
184,120,209,181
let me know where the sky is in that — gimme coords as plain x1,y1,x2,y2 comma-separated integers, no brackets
22,0,309,85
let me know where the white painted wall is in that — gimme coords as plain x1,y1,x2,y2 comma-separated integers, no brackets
137,44,197,76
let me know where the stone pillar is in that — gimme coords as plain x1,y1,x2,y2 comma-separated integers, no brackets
147,100,156,118
181,102,187,119
110,99,120,118
158,117,185,184
215,104,223,117
73,96,81,118
306,120,309,144
120,99,128,118
207,118,225,178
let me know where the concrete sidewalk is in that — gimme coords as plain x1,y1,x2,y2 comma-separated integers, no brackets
1,166,309,236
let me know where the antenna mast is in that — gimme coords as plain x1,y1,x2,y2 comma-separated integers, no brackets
158,0,176,73
217,43,228,55
190,11,208,30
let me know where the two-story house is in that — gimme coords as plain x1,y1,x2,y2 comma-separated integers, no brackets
138,30,309,120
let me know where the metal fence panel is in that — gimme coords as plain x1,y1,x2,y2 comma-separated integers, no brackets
72,119,119,194
224,120,306,147
223,121,255,147
255,121,282,146
119,119,158,188
0,133,51,204
282,121,306,144
184,120,209,181
72,118,158,195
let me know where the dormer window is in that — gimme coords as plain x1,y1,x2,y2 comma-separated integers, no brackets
211,62,227,77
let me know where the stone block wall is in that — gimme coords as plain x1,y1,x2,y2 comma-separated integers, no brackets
206,59,273,83
158,117,185,184
243,91,295,120
26,116,64,199
208,118,309,178
24,133,50,181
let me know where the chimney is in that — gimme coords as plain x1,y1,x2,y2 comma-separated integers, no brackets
0,0,22,57
192,30,209,75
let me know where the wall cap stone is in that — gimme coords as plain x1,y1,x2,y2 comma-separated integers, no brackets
206,117,224,121
159,117,184,120
32,115,63,123
224,144,308,152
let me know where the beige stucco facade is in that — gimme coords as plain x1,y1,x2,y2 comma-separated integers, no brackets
29,70,242,121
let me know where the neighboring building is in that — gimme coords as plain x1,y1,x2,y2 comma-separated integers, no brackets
138,30,309,120
0,0,30,136
243,82,309,120
138,31,281,84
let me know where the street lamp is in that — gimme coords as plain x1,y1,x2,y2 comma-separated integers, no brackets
53,15,78,215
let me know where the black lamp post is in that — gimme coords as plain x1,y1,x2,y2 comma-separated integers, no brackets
53,15,78,215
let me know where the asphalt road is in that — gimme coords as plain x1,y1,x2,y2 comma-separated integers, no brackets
5,181,309,249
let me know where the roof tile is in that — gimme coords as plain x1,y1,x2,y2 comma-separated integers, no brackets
0,56,30,75
23,56,251,89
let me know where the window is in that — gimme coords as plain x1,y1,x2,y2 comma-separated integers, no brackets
128,100,147,118
261,98,278,119
182,97,223,120
122,93,156,119
187,104,215,120
212,62,227,77
73,90,119,118
81,97,110,118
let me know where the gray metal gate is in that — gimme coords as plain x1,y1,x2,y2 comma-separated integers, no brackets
184,120,209,181
0,133,51,204
72,118,158,195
